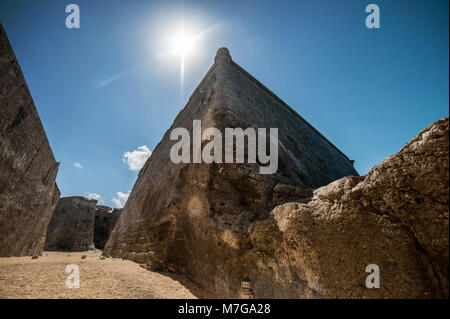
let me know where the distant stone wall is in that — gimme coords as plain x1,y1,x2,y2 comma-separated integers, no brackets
0,23,60,257
94,206,122,249
45,197,97,251
45,200,121,251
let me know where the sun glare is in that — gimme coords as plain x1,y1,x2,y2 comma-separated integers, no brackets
155,14,217,98
168,29,198,96
171,32,194,58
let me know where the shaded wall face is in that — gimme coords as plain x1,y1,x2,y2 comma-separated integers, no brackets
94,208,122,249
221,61,359,187
44,197,97,251
0,24,59,257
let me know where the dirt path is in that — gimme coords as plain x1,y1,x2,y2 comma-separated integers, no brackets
0,251,197,299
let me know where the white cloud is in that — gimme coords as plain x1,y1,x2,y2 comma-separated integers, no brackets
112,191,129,208
86,192,104,204
122,145,152,171
73,162,83,169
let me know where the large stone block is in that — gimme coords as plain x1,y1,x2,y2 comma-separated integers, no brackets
250,118,449,298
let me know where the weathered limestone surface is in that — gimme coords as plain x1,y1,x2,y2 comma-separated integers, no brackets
250,118,449,298
45,197,97,251
94,206,122,249
104,48,358,296
0,23,60,257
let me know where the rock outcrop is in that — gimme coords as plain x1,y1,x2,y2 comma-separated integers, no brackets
45,197,97,251
104,48,359,296
0,23,60,257
250,117,449,298
94,206,122,249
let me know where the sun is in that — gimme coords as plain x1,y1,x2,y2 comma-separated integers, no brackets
168,29,198,96
171,31,195,58
157,18,216,96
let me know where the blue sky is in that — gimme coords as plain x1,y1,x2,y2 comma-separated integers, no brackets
1,0,448,207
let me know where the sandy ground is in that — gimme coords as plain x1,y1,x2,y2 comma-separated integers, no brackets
0,251,197,299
